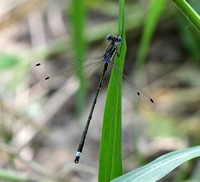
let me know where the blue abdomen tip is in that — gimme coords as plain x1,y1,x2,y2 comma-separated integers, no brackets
76,152,82,157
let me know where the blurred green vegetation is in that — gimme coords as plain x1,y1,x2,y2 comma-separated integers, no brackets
177,15,200,63
136,0,167,70
0,53,18,70
70,0,87,117
0,170,28,182
0,0,199,182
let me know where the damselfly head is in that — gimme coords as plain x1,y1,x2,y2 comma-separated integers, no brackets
106,35,122,43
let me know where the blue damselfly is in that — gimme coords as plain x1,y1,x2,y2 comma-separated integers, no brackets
32,35,155,164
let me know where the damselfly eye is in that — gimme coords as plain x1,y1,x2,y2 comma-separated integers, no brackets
117,37,122,43
106,35,111,41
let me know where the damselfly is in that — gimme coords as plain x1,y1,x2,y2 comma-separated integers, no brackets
32,35,155,164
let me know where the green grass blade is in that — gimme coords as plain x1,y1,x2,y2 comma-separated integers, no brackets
136,0,166,69
112,146,200,182
173,0,200,32
70,0,87,117
98,0,126,181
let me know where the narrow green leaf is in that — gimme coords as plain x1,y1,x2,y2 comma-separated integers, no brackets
98,0,126,181
173,0,200,32
112,146,200,182
136,0,166,69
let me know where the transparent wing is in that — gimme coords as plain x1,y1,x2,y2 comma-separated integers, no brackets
109,61,155,111
32,56,103,89
40,70,77,90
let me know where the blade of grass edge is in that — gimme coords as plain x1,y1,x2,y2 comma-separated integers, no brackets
112,146,200,182
98,0,126,181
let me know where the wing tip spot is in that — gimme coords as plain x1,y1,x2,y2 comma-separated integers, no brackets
150,99,154,103
45,77,49,80
36,63,41,66
137,92,140,96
